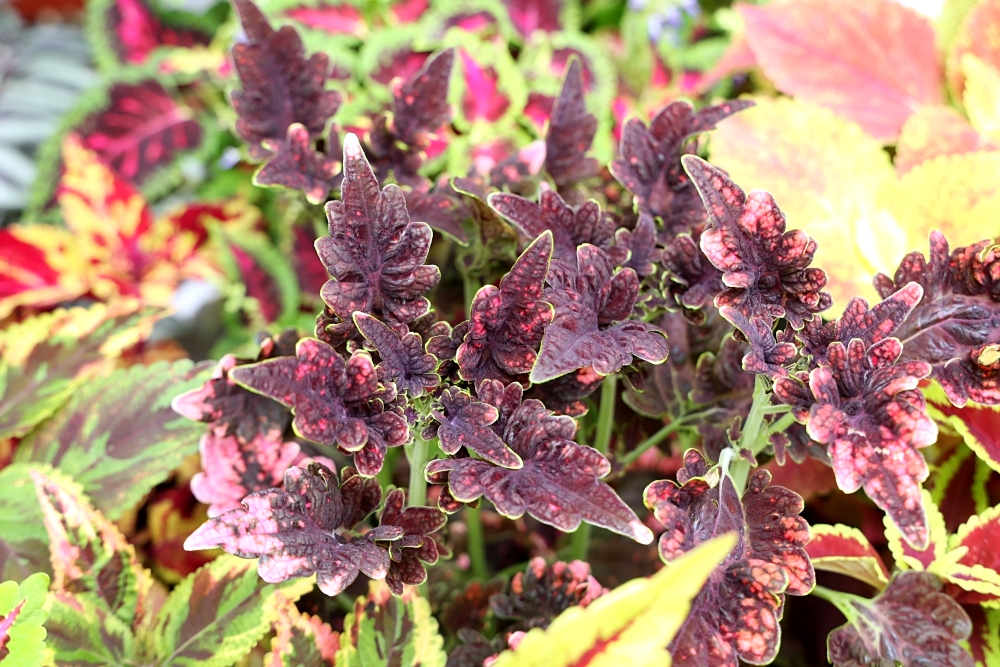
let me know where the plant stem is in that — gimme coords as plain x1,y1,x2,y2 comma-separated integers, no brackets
462,272,480,313
729,375,772,493
465,506,489,580
570,375,617,560
811,585,862,622
406,434,429,507
617,408,720,468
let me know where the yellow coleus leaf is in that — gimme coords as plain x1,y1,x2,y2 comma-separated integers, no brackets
963,53,1000,139
490,533,737,667
708,96,898,311
895,105,992,174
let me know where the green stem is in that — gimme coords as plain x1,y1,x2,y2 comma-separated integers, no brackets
767,412,798,436
729,375,772,493
406,434,429,507
462,272,480,313
811,585,862,622
570,375,617,560
616,408,720,468
465,506,489,580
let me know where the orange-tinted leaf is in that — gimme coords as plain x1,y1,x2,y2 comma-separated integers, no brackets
895,106,992,175
266,592,339,667
740,0,943,141
805,524,889,589
0,226,86,321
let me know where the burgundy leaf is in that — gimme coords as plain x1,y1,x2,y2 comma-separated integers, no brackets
489,191,614,268
490,557,604,629
424,380,653,543
613,214,662,279
353,312,439,397
316,133,440,330
292,224,330,298
875,231,1000,407
230,337,409,476
804,337,937,548
531,244,668,382
719,306,796,378
184,463,394,596
503,0,561,37
78,80,202,184
392,49,455,148
430,386,522,468
105,0,210,65
544,58,598,187
456,232,554,383
610,100,753,234
256,123,339,204
231,0,341,159
524,366,603,417
683,156,832,328
644,450,814,666
662,229,725,321
377,488,448,594
827,571,973,667
406,182,469,244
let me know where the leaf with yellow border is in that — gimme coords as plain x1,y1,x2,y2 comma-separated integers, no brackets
963,54,1000,142
805,524,890,590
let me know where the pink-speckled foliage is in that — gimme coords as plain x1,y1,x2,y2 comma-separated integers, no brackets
490,557,605,629
377,489,448,594
543,59,599,188
256,123,339,205
353,312,439,397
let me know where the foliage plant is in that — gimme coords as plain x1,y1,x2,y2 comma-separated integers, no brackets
4,0,1000,666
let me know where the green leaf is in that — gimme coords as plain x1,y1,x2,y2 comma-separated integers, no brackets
265,592,339,667
153,555,314,667
44,590,135,666
336,582,447,667
490,533,737,667
0,572,49,667
16,360,212,519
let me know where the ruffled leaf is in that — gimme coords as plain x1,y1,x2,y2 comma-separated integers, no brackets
719,306,796,378
377,489,447,594
392,48,454,149
430,387,522,468
490,558,604,630
256,123,339,205
266,593,339,667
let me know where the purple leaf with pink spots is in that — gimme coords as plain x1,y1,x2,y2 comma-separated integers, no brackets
255,123,339,205
353,312,440,397
377,489,448,594
544,59,598,188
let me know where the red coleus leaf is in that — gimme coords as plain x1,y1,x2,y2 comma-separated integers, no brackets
531,244,668,382
803,336,937,548
316,134,440,338
78,80,202,185
805,524,891,590
230,0,342,160
392,49,454,149
683,156,832,328
503,0,561,37
377,488,447,594
644,450,814,666
525,366,603,417
190,432,302,517
284,2,363,35
456,232,554,384
425,380,653,544
489,191,614,269
544,59,598,188
826,571,973,667
184,463,395,596
256,123,339,205
229,337,409,476
874,231,1000,407
490,557,604,629
428,386,523,467
719,306,796,379
353,312,439,397
459,49,509,123
610,100,753,234
661,228,725,322
105,0,210,65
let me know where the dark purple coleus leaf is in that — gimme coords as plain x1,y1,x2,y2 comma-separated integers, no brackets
682,156,832,328
610,100,753,234
428,386,523,467
105,0,210,65
544,59,598,188
172,330,297,444
425,380,654,543
455,232,554,383
293,223,330,299
230,337,409,476
874,231,1000,407
377,488,448,594
184,462,397,596
256,123,339,204
392,49,454,149
531,244,669,382
827,571,973,667
316,133,440,334
230,0,342,160
353,312,439,397
525,366,603,417
503,0,561,37
661,228,725,322
614,214,662,279
489,190,614,268
720,306,796,378
644,450,814,666
406,180,469,244
692,335,756,461
490,557,604,629
78,80,202,185
804,336,936,548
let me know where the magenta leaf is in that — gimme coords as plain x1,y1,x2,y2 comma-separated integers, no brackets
184,463,394,596
377,488,448,594
256,123,339,205
644,450,814,666
503,0,561,37
353,312,440,397
804,337,937,548
531,244,668,382
459,49,509,123
827,571,973,667
230,337,409,476
455,232,554,383
489,191,614,268
316,133,440,334
230,0,341,159
875,231,1000,407
78,80,202,184
544,59,598,188
490,557,604,629
683,156,832,328
429,386,522,468
610,100,752,233
104,0,210,66
719,306,796,378
425,380,653,543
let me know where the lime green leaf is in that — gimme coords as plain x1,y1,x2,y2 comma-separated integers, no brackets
962,53,1000,140
490,533,737,667
0,572,49,667
44,590,135,666
153,555,314,667
17,360,211,519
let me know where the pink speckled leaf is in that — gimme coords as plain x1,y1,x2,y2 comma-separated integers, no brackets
544,58,598,187
256,124,339,205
